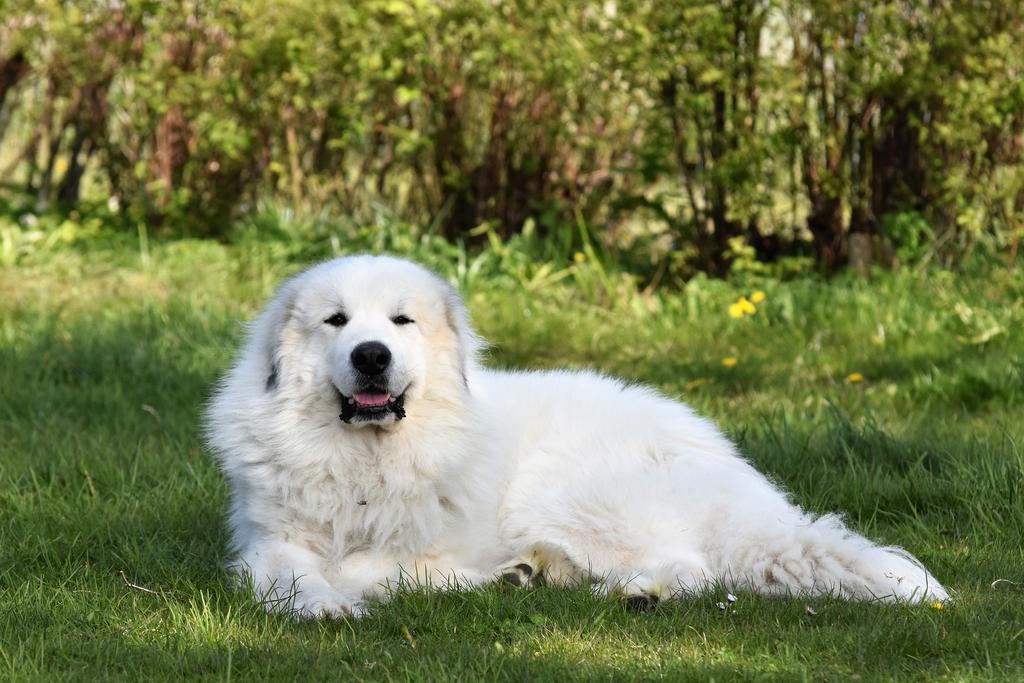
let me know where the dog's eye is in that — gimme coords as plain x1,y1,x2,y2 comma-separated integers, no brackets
392,315,414,326
324,312,348,327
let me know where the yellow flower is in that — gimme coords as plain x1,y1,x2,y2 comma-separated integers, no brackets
847,372,865,383
728,297,757,318
931,601,944,610
573,251,586,263
750,291,766,304
721,357,738,368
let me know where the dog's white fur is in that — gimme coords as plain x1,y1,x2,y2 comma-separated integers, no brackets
206,255,947,617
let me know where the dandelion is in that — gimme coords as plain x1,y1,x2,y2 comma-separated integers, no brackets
847,372,865,383
728,297,757,318
931,601,944,610
573,251,586,263
750,290,766,304
722,357,738,368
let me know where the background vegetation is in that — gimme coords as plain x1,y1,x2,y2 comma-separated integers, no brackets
1,0,1022,276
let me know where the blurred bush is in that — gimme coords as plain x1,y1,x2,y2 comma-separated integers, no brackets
0,0,1021,274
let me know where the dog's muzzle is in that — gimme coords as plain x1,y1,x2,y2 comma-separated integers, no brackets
338,387,407,423
337,341,408,424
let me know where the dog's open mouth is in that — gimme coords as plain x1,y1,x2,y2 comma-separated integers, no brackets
338,387,407,423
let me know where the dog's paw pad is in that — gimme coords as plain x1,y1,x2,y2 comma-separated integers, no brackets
623,593,659,612
498,562,536,588
514,563,534,577
501,571,524,587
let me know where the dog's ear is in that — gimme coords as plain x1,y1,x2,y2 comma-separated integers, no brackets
442,283,482,386
254,277,300,392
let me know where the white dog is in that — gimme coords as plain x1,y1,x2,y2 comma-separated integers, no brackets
205,255,947,617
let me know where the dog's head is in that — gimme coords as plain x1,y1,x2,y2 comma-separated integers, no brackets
255,255,479,430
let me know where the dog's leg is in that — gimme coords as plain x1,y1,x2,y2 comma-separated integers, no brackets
404,552,493,591
598,552,714,610
711,512,948,603
495,542,711,613
334,550,492,603
234,540,361,618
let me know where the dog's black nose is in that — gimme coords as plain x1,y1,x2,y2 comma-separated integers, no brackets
351,341,391,376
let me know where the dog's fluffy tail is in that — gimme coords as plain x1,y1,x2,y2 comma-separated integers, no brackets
719,513,948,603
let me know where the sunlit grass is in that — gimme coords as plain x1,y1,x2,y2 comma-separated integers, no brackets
1,239,1022,680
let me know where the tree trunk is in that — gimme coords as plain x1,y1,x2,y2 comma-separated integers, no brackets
57,128,91,206
809,194,845,270
0,51,27,139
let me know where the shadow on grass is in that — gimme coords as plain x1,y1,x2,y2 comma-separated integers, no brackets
0,309,234,589
0,307,231,444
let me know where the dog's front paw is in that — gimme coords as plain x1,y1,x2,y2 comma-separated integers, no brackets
291,589,365,620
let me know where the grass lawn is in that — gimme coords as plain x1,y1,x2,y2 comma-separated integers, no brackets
1,238,1023,680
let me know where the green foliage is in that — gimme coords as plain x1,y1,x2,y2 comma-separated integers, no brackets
881,211,933,264
0,0,1021,271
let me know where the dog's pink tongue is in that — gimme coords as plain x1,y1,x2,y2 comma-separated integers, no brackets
354,392,391,407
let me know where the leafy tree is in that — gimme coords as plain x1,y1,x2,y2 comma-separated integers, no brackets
0,0,1019,271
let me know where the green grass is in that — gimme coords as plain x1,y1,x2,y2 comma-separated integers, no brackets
1,238,1023,681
